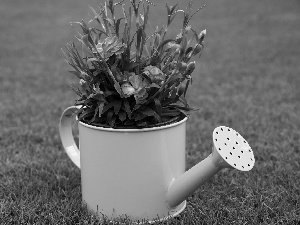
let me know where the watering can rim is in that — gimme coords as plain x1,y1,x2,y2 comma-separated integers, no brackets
77,116,189,133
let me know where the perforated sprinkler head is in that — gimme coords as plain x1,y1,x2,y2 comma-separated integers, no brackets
211,126,255,171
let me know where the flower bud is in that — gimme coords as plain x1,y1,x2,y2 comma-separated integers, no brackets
79,79,86,86
79,79,88,92
80,71,89,79
178,62,187,73
121,83,135,97
184,61,196,76
192,44,203,56
198,29,206,43
175,32,182,44
169,61,177,70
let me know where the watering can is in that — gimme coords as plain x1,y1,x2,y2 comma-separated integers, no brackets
59,106,255,223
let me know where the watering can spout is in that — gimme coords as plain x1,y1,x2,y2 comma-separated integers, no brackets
167,126,255,209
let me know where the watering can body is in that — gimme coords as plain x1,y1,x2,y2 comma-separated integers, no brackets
60,106,188,222
59,106,255,222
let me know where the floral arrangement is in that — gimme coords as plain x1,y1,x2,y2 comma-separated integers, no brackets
62,0,206,128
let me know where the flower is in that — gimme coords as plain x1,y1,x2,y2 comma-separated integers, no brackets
121,83,135,97
143,66,166,84
95,36,126,59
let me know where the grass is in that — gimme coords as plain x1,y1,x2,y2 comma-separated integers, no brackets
0,0,299,224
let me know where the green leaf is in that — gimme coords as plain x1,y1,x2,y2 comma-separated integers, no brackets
91,105,100,123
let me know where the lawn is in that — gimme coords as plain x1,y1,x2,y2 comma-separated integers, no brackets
0,0,299,224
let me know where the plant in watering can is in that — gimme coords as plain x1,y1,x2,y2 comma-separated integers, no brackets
61,0,206,128
59,0,256,223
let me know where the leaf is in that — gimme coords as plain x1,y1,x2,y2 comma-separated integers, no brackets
102,101,115,114
118,110,127,122
87,58,99,64
104,90,118,97
154,98,162,116
134,88,148,105
179,96,188,107
183,79,190,97
139,106,160,122
68,70,82,79
67,84,83,97
129,74,147,90
82,34,90,48
89,6,106,32
123,99,132,119
127,62,140,71
134,112,147,121
190,28,200,43
137,121,148,127
161,108,181,117
136,27,143,62
98,102,104,117
78,108,95,121
166,3,178,25
153,33,161,50
115,18,123,37
157,39,175,54
107,111,115,127
114,83,124,97
111,62,123,82
180,31,188,52
113,100,122,115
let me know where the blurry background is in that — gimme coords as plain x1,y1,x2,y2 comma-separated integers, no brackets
0,0,299,224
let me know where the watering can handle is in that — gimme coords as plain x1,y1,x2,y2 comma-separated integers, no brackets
59,106,81,168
